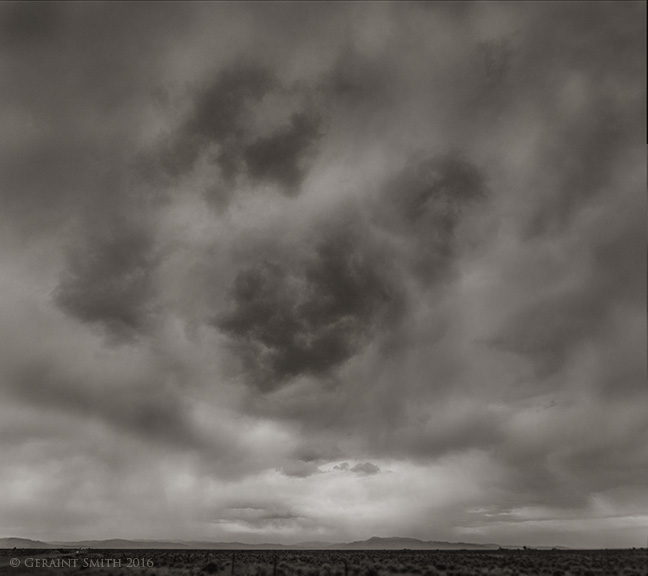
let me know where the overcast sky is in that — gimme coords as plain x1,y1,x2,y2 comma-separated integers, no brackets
0,1,646,549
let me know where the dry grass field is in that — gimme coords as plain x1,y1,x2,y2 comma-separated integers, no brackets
1,549,645,576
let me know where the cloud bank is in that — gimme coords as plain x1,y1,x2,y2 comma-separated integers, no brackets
0,1,645,548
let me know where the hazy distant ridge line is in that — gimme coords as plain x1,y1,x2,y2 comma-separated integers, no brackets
0,536,570,550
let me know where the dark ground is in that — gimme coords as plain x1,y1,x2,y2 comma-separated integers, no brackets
0,548,645,576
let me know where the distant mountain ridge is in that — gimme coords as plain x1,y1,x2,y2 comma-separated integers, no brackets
0,536,568,550
335,537,503,550
0,538,55,549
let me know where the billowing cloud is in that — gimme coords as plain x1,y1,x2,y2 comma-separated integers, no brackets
376,153,487,283
216,223,401,390
54,214,159,341
159,63,275,179
242,109,321,193
154,62,323,207
0,1,645,549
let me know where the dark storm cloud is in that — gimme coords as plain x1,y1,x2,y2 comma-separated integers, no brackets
0,1,61,49
0,2,190,340
157,62,322,203
377,153,487,284
401,412,505,461
495,2,645,239
522,98,638,240
54,214,158,341
487,187,645,384
479,38,513,88
486,292,603,381
214,151,486,391
322,46,392,107
216,225,400,391
160,63,275,180
462,1,647,387
243,109,321,193
200,3,644,546
8,362,207,452
0,0,645,548
0,2,190,232
390,154,486,231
